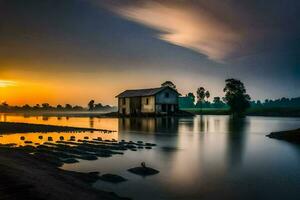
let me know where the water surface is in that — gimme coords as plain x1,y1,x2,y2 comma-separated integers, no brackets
1,114,300,200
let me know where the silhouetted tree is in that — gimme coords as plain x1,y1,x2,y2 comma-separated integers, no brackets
88,100,95,111
42,103,50,110
187,92,195,104
33,104,41,110
56,104,63,110
22,104,31,110
205,91,210,100
0,102,9,112
197,87,206,103
213,97,226,108
213,97,221,104
73,105,83,110
223,79,251,116
94,103,103,110
196,87,207,111
65,104,72,110
161,81,176,89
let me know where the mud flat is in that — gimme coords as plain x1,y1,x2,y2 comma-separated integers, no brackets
267,128,300,143
0,147,129,200
0,137,157,200
0,122,115,133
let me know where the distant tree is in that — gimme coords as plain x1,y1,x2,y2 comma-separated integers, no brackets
161,81,176,89
42,103,50,110
0,102,9,112
33,104,41,110
197,87,206,103
94,103,103,110
22,104,31,110
56,104,63,110
205,91,210,100
88,100,95,111
1,102,9,107
213,96,225,108
65,104,72,110
256,100,262,107
196,87,206,111
187,92,195,104
223,79,251,116
73,105,83,111
213,97,221,104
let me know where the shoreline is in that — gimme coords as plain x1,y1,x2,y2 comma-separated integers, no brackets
2,109,300,118
267,128,300,143
0,122,116,133
0,147,129,200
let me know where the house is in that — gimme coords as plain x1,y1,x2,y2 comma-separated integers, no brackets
116,86,180,115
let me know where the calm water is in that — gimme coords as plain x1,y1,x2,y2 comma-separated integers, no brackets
1,114,300,200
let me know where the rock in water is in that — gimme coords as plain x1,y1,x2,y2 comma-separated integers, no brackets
128,166,159,176
99,174,127,183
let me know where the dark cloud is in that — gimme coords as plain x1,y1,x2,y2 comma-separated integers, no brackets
0,0,299,100
98,0,300,61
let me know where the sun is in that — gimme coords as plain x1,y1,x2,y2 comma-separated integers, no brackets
0,80,17,88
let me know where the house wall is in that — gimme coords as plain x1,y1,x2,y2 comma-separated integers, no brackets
129,97,142,114
118,97,130,115
155,88,178,104
141,96,155,113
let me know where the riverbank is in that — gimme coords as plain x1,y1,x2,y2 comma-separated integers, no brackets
182,107,300,117
0,111,119,118
267,128,300,143
0,147,129,200
0,122,115,133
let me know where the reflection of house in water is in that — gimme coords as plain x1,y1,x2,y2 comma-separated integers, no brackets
89,117,94,128
116,86,180,116
118,117,179,133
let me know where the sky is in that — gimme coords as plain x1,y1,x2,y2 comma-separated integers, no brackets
0,0,299,106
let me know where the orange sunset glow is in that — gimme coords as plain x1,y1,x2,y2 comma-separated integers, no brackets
0,1,300,200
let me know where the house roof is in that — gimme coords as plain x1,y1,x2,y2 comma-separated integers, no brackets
116,86,180,98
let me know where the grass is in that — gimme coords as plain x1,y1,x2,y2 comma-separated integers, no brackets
182,108,230,115
181,107,300,117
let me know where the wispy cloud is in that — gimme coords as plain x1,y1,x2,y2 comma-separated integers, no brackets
0,80,17,88
99,0,244,62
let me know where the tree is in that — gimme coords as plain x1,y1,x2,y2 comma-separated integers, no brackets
223,78,251,116
94,103,103,110
213,96,225,108
213,97,221,104
205,91,210,100
161,81,176,89
187,92,195,104
65,104,72,110
56,104,63,110
33,104,41,110
196,87,206,111
88,100,95,111
41,103,50,110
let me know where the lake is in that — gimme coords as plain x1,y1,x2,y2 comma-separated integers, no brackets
1,114,300,200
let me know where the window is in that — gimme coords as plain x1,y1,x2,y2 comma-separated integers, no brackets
122,98,126,105
165,92,169,98
146,98,149,105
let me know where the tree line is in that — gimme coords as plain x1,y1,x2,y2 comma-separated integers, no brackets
164,79,251,116
0,101,115,113
178,78,300,116
250,97,300,108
